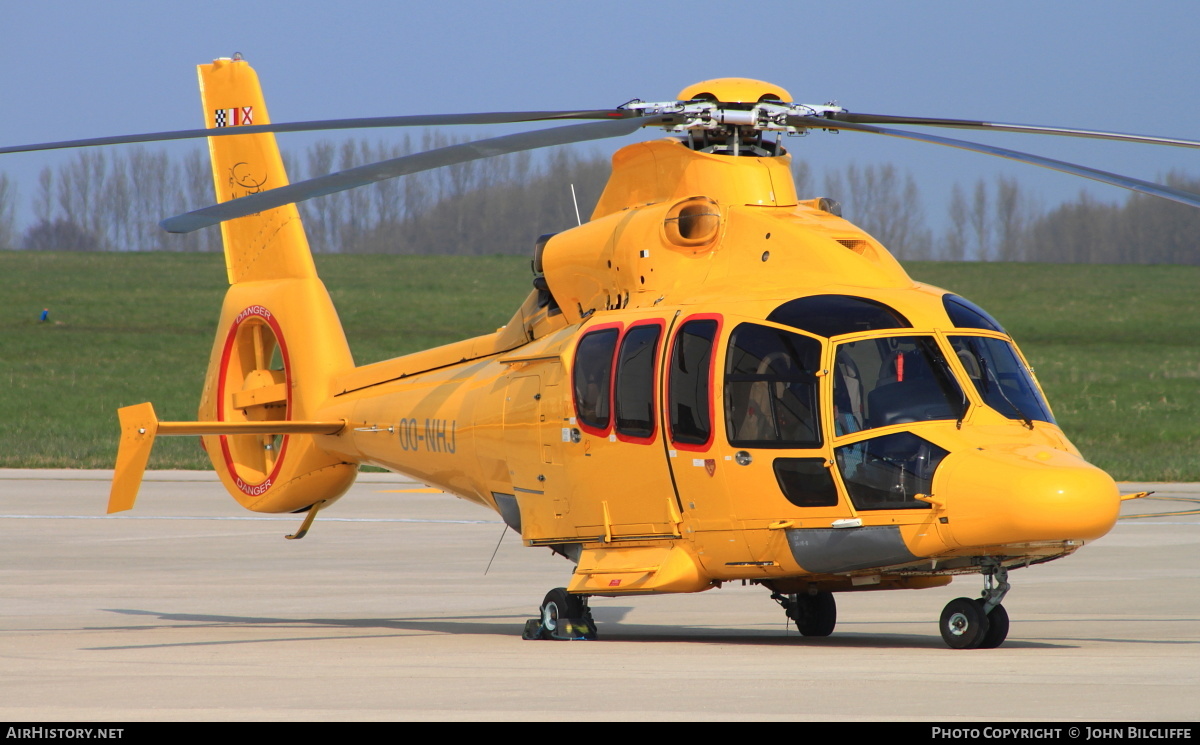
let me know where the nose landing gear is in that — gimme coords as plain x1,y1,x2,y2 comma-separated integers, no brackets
940,561,1011,649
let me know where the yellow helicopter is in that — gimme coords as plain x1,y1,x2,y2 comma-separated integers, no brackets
10,57,1198,649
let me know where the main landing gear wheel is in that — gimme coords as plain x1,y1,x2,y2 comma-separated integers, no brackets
940,597,991,649
791,591,837,637
772,590,837,637
521,588,597,641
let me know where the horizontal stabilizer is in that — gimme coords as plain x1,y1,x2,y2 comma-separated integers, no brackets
107,401,345,514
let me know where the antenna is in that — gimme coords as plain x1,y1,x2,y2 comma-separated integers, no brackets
570,183,582,226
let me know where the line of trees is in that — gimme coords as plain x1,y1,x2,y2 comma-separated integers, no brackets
19,149,218,253
294,133,610,255
0,137,609,256
2,139,1198,264
803,163,1200,264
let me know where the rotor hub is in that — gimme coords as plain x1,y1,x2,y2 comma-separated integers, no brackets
676,78,793,104
621,80,845,152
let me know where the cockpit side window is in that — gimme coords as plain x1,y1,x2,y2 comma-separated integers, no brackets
724,323,822,448
836,432,948,510
833,336,966,435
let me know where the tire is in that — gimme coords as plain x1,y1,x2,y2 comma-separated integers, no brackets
540,588,586,639
940,596,990,649
793,591,837,637
976,601,1010,649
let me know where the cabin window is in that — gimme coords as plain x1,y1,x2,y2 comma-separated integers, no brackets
724,323,823,448
615,323,663,440
668,318,718,446
949,335,1055,424
767,295,911,338
833,335,967,435
573,327,619,432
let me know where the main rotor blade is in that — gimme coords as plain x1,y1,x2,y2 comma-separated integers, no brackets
826,112,1200,149
162,115,666,234
790,115,1200,210
0,110,637,156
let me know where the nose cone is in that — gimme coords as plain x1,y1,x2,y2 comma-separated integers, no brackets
936,445,1120,549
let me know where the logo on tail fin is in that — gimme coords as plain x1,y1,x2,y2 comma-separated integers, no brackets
228,162,268,198
214,106,255,127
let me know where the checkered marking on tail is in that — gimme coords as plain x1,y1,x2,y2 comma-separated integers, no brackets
214,107,254,127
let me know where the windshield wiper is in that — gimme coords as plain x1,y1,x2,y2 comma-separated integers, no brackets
980,357,1034,429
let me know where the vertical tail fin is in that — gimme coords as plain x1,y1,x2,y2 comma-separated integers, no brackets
198,56,316,283
194,56,358,513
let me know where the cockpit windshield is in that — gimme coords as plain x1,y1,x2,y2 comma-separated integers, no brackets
949,336,1055,425
833,336,967,436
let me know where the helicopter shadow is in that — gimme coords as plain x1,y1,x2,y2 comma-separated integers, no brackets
87,607,541,649
594,625,1070,649
86,607,1077,651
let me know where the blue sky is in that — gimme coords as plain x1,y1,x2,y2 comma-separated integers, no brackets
3,0,1199,238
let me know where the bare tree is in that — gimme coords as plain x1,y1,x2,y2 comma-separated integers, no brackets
994,176,1041,261
1112,171,1200,265
299,140,337,252
181,148,220,252
791,159,814,198
940,184,970,261
24,151,113,251
103,151,133,250
970,179,990,260
0,174,17,250
823,163,932,259
940,176,1040,262
33,167,53,225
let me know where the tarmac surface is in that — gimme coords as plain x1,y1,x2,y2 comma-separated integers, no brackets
1,469,1198,722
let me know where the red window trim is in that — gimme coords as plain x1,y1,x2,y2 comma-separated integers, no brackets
667,313,723,452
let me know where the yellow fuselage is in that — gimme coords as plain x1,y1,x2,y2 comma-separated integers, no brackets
285,139,1119,596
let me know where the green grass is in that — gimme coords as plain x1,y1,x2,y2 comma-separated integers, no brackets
0,252,529,469
2,252,1197,480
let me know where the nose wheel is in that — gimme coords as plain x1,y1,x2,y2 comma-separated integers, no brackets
940,562,1011,649
940,597,989,648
